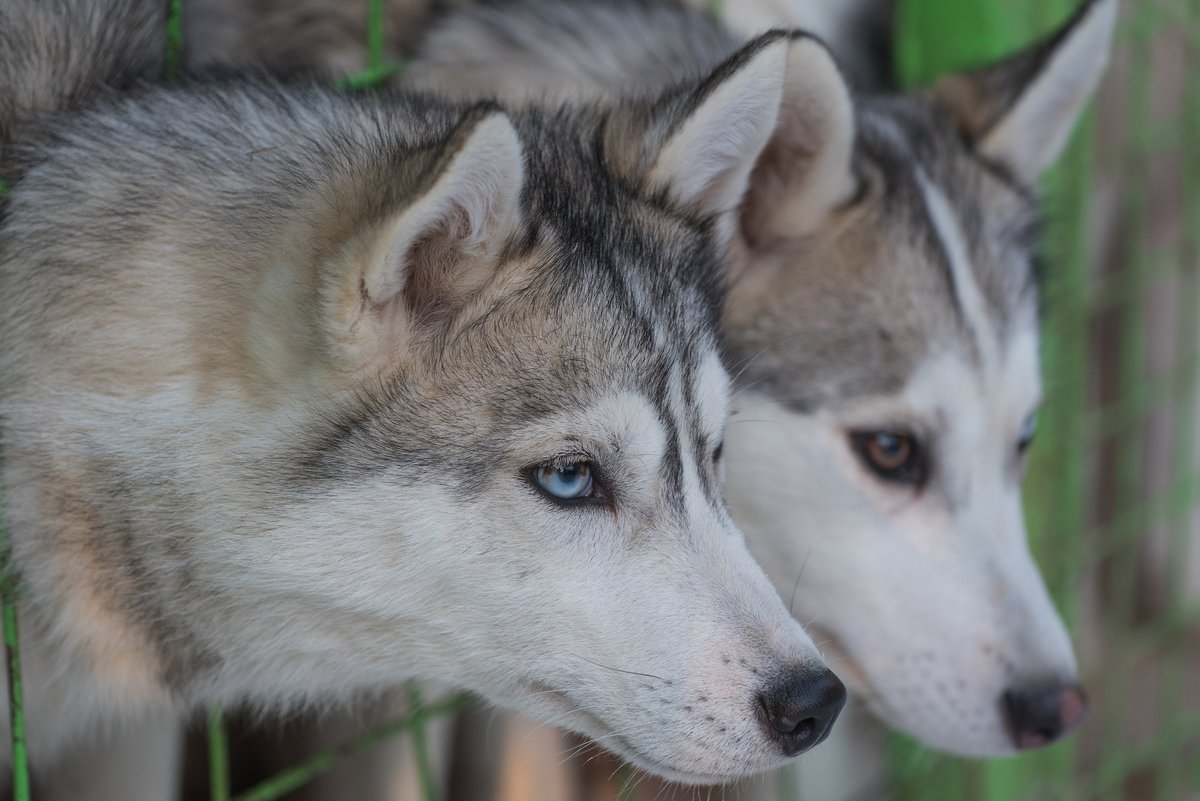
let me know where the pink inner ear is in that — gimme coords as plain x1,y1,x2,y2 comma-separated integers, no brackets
399,220,472,328
739,118,829,247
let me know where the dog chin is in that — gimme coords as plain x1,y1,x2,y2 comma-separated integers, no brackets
514,680,782,785
804,636,1020,758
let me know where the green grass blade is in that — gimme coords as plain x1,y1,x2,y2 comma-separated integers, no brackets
208,706,231,801
230,694,470,801
1,443,31,801
407,683,440,801
2,601,30,801
336,0,407,92
367,0,386,71
165,0,184,82
335,61,407,92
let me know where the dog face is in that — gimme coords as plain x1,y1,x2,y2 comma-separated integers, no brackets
0,36,843,779
283,38,846,781
722,0,1116,755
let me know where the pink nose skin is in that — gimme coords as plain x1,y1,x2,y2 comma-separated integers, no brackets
1003,685,1088,750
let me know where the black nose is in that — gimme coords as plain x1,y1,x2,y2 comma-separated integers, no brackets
1003,683,1088,750
757,667,846,757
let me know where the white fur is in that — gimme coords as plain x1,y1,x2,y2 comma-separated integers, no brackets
4,373,824,783
370,112,523,302
648,37,787,239
754,35,857,240
725,307,1075,755
918,173,1000,372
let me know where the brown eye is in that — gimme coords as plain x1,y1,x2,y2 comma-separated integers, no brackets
849,430,927,488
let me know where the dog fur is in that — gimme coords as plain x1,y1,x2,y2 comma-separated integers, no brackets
0,0,842,789
159,0,1119,763
383,0,1118,756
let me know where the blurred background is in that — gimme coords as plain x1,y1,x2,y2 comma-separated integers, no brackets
163,0,1199,799
886,1,1200,799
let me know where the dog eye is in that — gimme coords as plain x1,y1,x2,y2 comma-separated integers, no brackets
530,460,599,504
1017,412,1038,454
849,430,927,487
712,440,724,464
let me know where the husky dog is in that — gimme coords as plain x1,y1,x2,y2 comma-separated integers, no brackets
197,0,1118,761
391,0,1118,757
0,0,848,794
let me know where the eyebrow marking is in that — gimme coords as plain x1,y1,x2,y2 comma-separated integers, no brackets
917,171,999,373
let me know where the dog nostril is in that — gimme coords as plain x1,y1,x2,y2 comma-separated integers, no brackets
756,667,846,757
1003,683,1088,751
770,711,814,736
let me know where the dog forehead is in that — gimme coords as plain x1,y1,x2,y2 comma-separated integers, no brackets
726,100,1040,415
433,257,725,441
855,100,1041,335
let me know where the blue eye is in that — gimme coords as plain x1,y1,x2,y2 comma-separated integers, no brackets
533,461,595,502
1018,412,1038,453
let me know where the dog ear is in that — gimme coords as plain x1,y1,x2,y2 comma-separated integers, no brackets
641,31,790,241
329,107,523,369
928,0,1117,184
741,33,857,245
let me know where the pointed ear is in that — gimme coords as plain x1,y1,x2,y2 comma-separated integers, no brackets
929,0,1117,183
644,32,790,238
330,108,523,367
742,33,858,244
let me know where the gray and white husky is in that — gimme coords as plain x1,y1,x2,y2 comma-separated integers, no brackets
397,0,1117,757
184,0,1118,761
395,0,1118,757
0,0,847,794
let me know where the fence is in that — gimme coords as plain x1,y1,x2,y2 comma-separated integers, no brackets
2,0,1199,800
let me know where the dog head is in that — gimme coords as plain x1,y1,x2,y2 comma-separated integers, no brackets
0,33,848,778
0,35,851,781
721,0,1116,755
283,35,851,781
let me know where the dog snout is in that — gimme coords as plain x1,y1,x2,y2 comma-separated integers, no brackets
756,666,846,757
1002,683,1088,750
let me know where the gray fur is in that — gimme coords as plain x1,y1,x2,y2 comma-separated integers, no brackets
1,0,831,784
378,0,1111,758
181,0,895,90
0,0,164,177
390,0,1043,409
